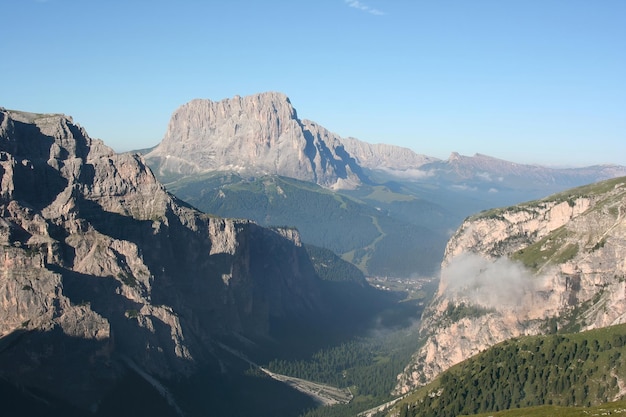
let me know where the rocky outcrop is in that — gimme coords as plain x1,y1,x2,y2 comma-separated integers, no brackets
395,177,626,394
0,108,325,410
339,136,438,171
145,92,365,189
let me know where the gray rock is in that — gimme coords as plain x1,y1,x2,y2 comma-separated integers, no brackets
0,108,325,409
395,177,626,393
145,92,366,189
339,136,439,170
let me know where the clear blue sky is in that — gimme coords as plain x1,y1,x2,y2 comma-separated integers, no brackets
3,0,625,166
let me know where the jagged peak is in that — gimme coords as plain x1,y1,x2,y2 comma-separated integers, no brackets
448,152,511,163
448,151,461,161
179,91,298,120
1,108,73,128
1,107,116,162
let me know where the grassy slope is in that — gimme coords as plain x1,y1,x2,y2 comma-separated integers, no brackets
472,176,626,223
467,400,626,417
391,323,626,417
163,172,445,277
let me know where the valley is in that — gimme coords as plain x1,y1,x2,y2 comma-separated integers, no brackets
259,368,354,406
214,342,354,406
366,276,437,301
143,92,625,279
2,95,626,417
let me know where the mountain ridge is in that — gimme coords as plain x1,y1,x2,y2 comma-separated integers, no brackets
395,176,626,394
0,107,359,414
141,92,626,278
145,92,366,189
144,92,626,193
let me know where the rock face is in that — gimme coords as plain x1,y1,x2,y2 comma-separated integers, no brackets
395,177,626,394
339,136,438,171
0,108,325,409
144,91,626,216
145,92,366,189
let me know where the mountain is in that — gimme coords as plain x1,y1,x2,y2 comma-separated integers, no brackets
395,176,626,394
339,126,626,198
144,92,366,189
163,172,448,277
0,107,393,416
339,136,439,170
385,323,626,417
361,149,626,212
424,151,626,193
142,92,626,279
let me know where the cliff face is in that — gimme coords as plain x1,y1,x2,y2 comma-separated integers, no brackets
0,108,324,409
395,177,626,394
145,92,365,189
338,136,438,171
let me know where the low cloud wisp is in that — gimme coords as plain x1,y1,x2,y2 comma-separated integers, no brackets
441,253,537,311
379,167,435,180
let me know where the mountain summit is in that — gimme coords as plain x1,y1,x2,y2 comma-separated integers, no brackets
0,107,332,412
145,92,365,189
146,92,626,195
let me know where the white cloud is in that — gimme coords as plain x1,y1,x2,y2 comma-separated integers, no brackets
441,253,537,311
378,167,434,180
450,184,478,192
476,172,492,182
344,0,385,15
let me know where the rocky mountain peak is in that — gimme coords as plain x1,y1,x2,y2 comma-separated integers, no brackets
339,137,439,171
448,151,461,161
0,107,328,410
395,177,626,394
145,92,366,189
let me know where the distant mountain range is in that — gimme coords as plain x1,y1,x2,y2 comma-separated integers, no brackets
142,92,626,277
145,92,625,193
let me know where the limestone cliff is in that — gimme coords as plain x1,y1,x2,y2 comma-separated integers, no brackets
145,92,365,189
395,177,626,394
339,136,438,171
0,108,325,409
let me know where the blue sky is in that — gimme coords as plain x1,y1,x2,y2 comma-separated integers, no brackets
3,0,625,166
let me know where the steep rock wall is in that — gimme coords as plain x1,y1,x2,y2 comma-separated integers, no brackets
395,178,626,394
0,108,325,409
145,92,365,188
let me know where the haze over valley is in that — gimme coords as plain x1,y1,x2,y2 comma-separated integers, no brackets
2,95,626,416
142,92,626,279
3,1,625,416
